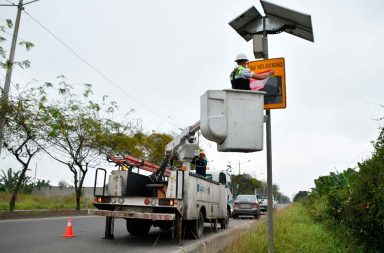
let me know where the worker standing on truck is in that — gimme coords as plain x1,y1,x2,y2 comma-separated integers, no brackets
230,53,274,90
192,152,208,177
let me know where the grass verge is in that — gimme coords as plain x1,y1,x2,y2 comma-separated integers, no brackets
0,192,92,210
223,202,363,253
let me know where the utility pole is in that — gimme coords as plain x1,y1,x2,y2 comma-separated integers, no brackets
238,160,250,176
0,0,39,155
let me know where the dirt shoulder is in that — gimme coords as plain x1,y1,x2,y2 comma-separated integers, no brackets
0,209,91,220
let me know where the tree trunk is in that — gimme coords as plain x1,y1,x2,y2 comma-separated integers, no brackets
72,170,81,211
75,189,81,211
9,193,17,212
76,170,87,211
73,169,87,211
9,166,28,212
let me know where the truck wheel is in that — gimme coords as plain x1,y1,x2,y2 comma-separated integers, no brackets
174,215,182,244
212,219,218,232
126,219,151,236
190,211,204,239
220,209,229,229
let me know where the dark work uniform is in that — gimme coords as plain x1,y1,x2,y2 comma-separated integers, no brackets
192,157,207,177
230,65,253,90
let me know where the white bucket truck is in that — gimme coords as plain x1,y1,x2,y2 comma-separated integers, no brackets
90,89,265,242
90,121,230,242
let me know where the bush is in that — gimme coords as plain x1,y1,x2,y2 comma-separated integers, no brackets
347,129,384,252
0,168,50,194
306,127,384,252
293,191,309,202
305,194,329,222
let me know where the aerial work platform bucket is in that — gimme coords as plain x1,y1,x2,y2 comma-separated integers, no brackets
200,89,265,152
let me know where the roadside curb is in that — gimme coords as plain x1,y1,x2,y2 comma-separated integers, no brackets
0,209,92,220
171,216,266,253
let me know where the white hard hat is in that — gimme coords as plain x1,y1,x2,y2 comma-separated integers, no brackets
235,53,248,62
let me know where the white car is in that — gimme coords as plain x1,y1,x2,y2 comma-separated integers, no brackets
256,194,278,212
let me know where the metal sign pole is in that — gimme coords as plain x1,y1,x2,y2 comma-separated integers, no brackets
254,17,274,253
261,15,274,253
266,108,273,253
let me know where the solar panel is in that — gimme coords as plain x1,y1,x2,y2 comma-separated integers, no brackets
261,0,314,42
228,1,314,42
228,7,262,41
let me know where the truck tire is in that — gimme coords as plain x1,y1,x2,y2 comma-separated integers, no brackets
126,219,151,236
220,209,229,229
190,211,204,239
212,219,218,232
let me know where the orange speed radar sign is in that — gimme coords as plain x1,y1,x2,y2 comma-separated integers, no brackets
248,58,286,109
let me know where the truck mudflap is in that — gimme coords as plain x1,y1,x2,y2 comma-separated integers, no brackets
88,209,176,221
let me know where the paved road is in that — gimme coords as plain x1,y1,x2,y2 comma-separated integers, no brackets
0,216,252,253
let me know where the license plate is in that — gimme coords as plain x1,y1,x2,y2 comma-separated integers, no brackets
239,204,251,209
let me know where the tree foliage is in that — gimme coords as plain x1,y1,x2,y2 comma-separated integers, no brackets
0,19,34,70
0,168,22,192
2,84,46,211
39,78,125,210
230,173,289,203
231,173,262,195
306,127,384,252
136,132,173,164
0,168,50,194
99,129,173,165
293,191,309,202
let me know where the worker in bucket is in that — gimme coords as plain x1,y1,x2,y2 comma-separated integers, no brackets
230,53,274,90
192,151,208,177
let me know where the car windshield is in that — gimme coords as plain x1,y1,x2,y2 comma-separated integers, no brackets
236,195,256,202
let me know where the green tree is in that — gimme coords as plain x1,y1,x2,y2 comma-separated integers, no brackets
100,130,173,165
2,85,45,211
39,78,127,210
1,20,34,155
231,173,262,195
0,168,47,194
293,191,309,202
97,131,145,158
0,168,33,193
348,127,384,251
139,132,173,164
275,193,291,204
0,19,34,70
0,168,19,192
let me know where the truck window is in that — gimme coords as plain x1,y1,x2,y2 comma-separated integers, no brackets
219,172,226,185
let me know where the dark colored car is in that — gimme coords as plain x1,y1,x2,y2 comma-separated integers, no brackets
233,195,260,219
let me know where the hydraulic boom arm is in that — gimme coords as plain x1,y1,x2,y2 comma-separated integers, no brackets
149,121,200,183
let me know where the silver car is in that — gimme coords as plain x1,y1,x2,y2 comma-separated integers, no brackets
257,194,278,212
233,195,260,219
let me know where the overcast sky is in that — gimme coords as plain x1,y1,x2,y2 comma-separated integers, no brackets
1,0,383,198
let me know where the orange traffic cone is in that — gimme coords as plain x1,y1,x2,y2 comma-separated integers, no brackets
63,218,76,238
